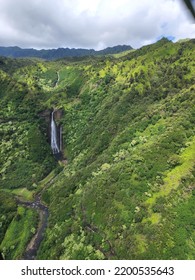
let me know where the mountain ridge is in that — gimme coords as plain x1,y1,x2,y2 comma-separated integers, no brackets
0,45,133,60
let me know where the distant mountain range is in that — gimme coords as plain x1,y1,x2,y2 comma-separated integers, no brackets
0,45,133,60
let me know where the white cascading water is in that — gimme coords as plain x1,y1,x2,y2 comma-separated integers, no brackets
51,111,60,154
60,126,63,152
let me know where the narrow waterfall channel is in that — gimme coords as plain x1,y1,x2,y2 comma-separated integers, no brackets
51,111,60,154
55,71,60,87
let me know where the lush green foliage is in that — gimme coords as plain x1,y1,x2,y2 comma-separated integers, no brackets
0,67,56,191
0,38,195,259
0,191,17,245
0,206,38,259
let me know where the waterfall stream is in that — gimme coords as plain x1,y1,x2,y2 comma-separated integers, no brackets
55,71,60,87
51,111,60,154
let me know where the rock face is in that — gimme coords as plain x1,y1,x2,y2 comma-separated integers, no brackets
38,109,51,123
38,109,51,143
53,109,63,121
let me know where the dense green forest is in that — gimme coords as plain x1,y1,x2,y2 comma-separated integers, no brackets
0,38,195,260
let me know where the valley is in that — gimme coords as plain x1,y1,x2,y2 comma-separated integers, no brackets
0,38,195,260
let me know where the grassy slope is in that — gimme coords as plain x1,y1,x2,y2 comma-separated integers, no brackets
0,38,195,259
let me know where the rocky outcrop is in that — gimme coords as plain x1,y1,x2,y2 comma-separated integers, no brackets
38,109,51,124
53,108,63,122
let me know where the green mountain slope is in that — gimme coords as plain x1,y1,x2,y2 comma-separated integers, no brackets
0,38,195,260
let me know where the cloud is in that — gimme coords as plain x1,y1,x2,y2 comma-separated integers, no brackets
0,0,194,49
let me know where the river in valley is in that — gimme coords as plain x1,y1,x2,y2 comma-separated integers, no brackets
17,194,49,260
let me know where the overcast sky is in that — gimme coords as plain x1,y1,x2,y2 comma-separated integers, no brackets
0,0,194,50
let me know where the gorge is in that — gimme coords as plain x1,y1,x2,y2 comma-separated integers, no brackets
0,38,195,260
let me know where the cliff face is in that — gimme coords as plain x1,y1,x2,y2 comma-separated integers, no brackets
38,109,51,123
53,109,63,122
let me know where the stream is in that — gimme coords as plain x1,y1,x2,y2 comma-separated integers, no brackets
55,71,60,87
17,194,49,260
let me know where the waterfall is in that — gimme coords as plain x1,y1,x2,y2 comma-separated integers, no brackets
51,111,60,154
60,126,63,152
55,71,60,87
